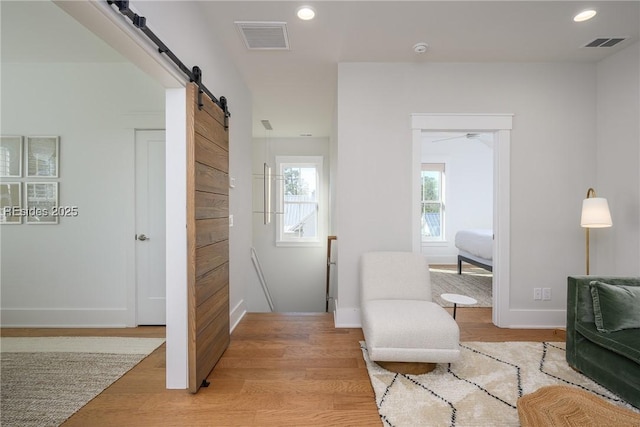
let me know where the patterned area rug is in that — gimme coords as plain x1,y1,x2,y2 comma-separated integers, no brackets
361,341,638,427
430,265,492,307
0,337,165,427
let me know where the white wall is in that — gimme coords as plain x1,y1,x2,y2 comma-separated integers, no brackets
329,95,339,312
595,42,640,276
0,62,165,326
421,137,493,263
250,137,330,312
336,62,598,327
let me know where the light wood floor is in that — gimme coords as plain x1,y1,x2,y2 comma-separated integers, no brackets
1,308,564,426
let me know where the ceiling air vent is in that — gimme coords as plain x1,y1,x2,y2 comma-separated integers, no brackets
235,21,289,50
583,37,626,48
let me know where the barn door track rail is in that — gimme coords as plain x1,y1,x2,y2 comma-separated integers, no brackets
106,0,230,127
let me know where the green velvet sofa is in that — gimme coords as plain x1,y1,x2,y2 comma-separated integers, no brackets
566,276,640,409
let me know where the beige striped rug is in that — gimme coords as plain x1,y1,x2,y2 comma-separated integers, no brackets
430,265,492,307
1,337,165,427
361,341,638,426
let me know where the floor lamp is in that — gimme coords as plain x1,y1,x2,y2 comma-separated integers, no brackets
580,188,612,275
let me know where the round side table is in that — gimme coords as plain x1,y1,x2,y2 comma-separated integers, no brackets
440,293,478,319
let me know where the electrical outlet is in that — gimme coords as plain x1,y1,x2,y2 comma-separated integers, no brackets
534,288,542,300
542,288,551,301
229,214,234,227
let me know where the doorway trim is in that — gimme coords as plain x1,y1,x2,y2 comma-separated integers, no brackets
411,113,513,327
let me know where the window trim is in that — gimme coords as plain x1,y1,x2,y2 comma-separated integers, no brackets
275,155,324,247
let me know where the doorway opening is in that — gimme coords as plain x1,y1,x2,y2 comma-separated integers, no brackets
250,138,331,313
420,131,494,311
411,114,512,327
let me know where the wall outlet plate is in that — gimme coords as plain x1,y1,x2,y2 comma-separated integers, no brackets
534,288,542,300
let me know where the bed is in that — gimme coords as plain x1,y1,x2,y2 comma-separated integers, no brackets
455,229,493,274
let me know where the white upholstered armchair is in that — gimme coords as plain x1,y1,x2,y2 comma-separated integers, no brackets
360,251,460,373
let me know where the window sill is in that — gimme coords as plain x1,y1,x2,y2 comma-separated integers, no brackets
276,240,322,248
421,240,449,247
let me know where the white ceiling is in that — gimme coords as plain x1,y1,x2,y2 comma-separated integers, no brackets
3,1,638,138
201,1,639,138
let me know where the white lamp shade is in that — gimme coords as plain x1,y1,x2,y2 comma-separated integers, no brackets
581,197,612,228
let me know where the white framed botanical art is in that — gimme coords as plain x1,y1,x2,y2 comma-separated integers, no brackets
27,136,59,178
0,182,22,224
0,136,23,177
25,182,58,224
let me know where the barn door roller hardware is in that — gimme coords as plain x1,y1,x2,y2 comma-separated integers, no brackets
106,0,230,127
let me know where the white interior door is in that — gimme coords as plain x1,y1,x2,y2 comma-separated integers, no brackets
135,129,166,325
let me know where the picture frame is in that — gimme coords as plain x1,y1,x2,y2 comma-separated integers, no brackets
0,136,23,177
27,136,59,178
0,182,22,224
25,182,58,224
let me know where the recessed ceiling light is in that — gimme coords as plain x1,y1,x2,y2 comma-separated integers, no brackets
574,9,597,22
297,6,316,21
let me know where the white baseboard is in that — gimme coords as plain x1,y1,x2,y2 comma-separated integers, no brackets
229,299,247,333
0,308,129,327
331,301,565,330
497,308,566,329
333,299,362,328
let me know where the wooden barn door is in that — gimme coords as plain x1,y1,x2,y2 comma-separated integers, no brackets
186,83,230,393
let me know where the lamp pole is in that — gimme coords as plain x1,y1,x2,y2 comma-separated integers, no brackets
585,227,590,275
581,187,612,275
585,188,595,275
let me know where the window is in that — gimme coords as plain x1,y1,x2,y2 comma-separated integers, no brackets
276,156,323,245
421,163,445,241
